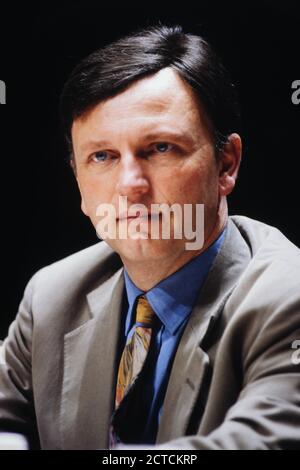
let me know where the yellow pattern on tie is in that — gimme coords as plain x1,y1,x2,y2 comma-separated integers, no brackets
115,295,156,410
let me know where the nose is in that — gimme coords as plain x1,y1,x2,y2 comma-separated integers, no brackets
116,153,150,199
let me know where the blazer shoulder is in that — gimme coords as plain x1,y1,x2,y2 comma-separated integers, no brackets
230,215,300,270
226,215,300,326
28,241,123,303
225,216,300,334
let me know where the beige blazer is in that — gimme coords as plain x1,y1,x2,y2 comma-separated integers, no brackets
0,215,299,449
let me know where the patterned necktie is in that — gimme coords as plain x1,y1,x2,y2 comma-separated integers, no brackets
110,295,156,446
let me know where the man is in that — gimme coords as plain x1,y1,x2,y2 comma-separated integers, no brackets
0,25,299,450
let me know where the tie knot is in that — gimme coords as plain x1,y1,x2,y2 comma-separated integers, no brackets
136,296,156,325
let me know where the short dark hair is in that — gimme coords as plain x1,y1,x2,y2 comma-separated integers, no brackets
60,25,240,156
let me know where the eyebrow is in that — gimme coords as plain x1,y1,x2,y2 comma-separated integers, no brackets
79,130,197,154
79,139,112,154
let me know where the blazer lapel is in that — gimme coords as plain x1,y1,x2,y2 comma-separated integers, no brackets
156,218,252,444
60,266,125,450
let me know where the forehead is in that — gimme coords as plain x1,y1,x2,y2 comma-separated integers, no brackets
72,68,209,145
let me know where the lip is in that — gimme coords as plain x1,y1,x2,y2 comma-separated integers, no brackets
117,211,160,221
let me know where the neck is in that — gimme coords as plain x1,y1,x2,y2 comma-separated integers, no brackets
122,197,228,291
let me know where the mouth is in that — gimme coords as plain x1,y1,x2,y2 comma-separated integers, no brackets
117,211,161,222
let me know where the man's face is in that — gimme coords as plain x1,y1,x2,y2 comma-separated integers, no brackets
72,68,224,264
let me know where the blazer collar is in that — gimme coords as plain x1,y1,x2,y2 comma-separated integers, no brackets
60,262,125,450
156,217,252,444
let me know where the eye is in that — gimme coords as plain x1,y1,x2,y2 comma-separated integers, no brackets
90,151,110,163
153,142,173,153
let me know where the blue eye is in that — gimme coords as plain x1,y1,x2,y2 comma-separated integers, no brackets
154,143,172,153
91,151,109,162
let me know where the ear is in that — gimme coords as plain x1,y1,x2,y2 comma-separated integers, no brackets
218,133,242,197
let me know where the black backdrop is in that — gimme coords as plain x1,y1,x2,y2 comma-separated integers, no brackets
0,0,299,337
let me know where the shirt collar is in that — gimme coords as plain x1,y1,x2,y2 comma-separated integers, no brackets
124,226,226,336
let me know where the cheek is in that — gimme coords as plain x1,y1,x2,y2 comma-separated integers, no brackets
162,162,218,203
76,179,104,222
78,173,110,204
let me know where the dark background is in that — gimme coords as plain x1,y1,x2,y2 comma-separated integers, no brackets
0,0,299,337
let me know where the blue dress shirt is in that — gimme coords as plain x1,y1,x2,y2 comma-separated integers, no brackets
120,228,226,444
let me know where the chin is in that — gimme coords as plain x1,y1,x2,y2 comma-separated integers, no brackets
109,237,183,263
